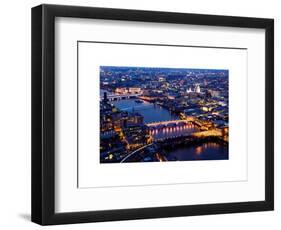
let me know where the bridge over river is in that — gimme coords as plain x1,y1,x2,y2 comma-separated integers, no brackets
146,119,198,141
107,93,142,101
145,119,224,142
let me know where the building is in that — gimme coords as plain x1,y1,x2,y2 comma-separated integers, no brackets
128,87,142,94
126,113,144,126
115,87,128,94
208,90,220,98
186,87,192,93
115,87,142,95
123,125,150,150
194,84,201,93
103,91,108,103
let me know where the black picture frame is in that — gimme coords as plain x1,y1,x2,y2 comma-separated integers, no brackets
31,4,274,225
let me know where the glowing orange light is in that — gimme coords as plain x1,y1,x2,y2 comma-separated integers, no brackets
195,146,203,155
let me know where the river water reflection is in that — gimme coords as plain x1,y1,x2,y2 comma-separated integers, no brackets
112,99,178,123
165,142,229,161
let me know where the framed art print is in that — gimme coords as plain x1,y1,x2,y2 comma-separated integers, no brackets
31,4,274,225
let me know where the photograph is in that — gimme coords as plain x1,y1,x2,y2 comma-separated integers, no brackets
30,3,274,226
100,66,229,163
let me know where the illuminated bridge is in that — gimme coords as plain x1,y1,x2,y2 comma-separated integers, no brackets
146,119,193,127
106,93,142,101
146,120,199,141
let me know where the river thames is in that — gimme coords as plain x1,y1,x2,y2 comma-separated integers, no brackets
109,97,228,161
112,99,178,123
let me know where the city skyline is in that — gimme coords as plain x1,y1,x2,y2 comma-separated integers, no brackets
100,66,229,163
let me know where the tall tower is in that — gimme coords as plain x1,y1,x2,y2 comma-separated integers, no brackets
103,92,108,103
194,84,201,93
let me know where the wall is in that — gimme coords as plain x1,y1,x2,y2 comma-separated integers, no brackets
0,0,279,228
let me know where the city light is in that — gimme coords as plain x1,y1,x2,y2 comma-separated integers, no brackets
100,66,229,163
